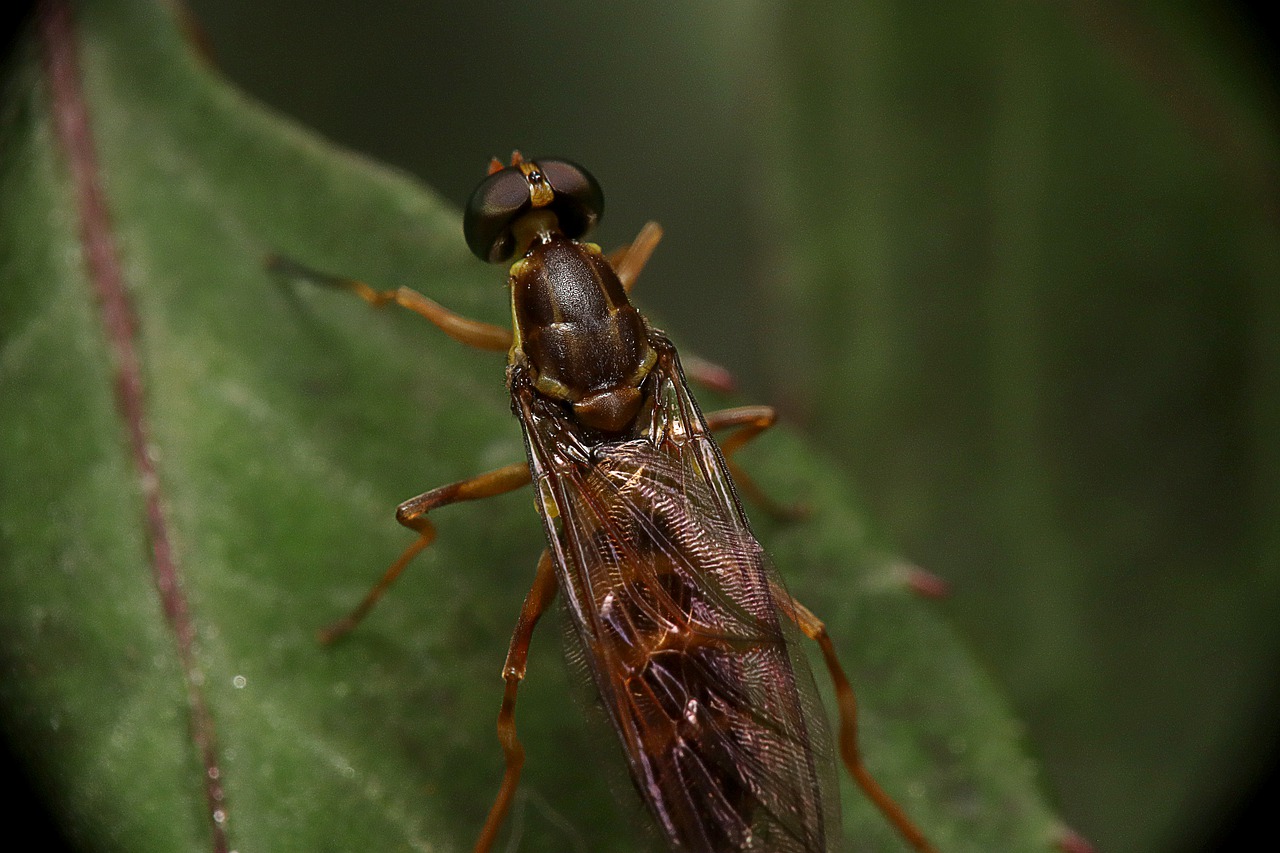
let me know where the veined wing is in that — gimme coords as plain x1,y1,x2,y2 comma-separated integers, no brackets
514,339,839,853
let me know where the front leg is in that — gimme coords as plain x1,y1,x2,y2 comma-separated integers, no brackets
267,254,513,352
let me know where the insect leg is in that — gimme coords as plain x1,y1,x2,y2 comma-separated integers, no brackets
607,220,663,293
721,407,933,849
474,549,559,853
705,406,807,520
780,593,937,853
705,405,778,457
605,227,739,392
267,254,513,351
319,462,532,644
680,354,738,394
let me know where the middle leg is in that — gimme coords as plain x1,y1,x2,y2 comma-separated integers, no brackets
319,462,532,643
705,405,806,520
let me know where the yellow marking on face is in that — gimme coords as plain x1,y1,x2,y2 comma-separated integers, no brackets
518,160,555,208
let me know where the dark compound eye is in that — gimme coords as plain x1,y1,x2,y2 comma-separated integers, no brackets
462,158,605,264
538,159,604,241
463,168,532,264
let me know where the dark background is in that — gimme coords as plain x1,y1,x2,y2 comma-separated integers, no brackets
3,1,1277,851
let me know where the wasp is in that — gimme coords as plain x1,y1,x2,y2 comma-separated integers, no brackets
272,153,935,852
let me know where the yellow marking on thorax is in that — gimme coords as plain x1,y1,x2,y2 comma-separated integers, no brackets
507,264,524,365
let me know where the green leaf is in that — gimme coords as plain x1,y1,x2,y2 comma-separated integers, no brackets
1,1,1065,851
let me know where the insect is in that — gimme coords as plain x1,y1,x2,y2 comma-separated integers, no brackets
272,153,935,853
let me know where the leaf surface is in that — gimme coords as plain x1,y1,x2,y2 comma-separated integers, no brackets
0,2,1065,850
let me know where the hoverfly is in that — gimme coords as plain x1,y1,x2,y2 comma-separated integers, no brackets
272,153,935,853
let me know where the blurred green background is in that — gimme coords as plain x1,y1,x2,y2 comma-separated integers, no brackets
34,1,1278,851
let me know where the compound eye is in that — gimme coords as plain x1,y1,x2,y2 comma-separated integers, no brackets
538,159,604,240
463,168,531,263
462,158,607,264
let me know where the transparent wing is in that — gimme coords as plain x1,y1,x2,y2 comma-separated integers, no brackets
517,342,838,853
